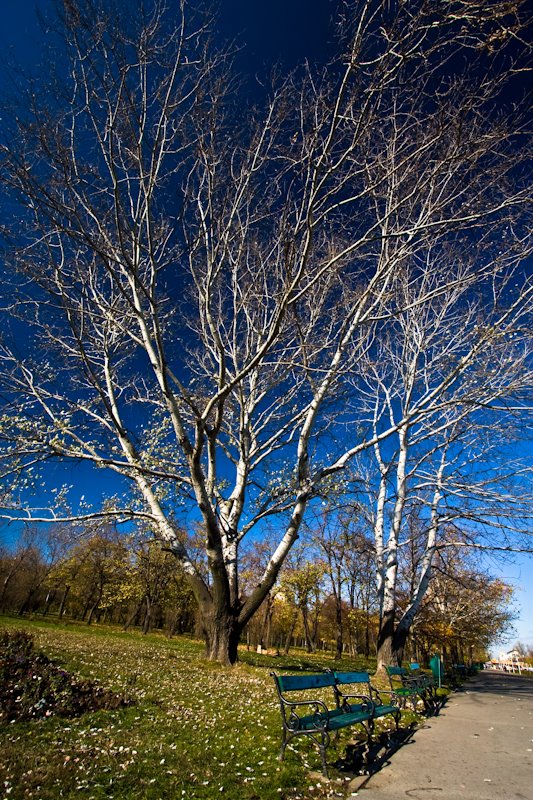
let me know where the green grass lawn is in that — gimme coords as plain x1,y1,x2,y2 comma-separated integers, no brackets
0,616,412,800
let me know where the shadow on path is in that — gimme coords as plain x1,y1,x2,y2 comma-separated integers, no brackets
334,724,420,778
333,692,449,777
458,670,533,698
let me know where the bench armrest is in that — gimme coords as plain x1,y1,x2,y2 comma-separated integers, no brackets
279,697,331,730
336,691,374,713
371,687,402,707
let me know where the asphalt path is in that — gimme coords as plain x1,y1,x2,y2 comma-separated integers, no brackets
349,670,533,800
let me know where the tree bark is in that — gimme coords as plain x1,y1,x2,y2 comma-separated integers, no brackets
123,601,143,631
203,611,241,665
58,585,70,619
86,588,103,626
376,608,397,669
18,587,38,616
259,595,273,650
142,596,152,635
42,590,55,616
391,623,409,667
334,600,343,661
283,613,298,656
301,607,316,653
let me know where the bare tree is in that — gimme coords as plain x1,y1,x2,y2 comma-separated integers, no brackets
314,515,350,660
0,0,531,663
348,263,532,668
311,509,376,659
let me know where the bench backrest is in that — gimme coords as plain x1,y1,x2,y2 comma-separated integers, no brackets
332,671,370,686
386,666,407,677
272,672,336,694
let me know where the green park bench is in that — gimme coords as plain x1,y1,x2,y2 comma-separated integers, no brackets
453,663,467,678
385,665,433,712
448,662,478,685
330,670,401,731
408,662,437,700
271,670,401,776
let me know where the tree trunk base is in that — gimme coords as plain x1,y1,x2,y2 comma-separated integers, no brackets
204,617,241,665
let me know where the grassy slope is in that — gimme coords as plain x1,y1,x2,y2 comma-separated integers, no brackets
0,616,399,800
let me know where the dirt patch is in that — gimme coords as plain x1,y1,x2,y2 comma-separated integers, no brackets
0,629,134,723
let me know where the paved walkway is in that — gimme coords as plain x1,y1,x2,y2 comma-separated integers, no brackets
350,671,533,800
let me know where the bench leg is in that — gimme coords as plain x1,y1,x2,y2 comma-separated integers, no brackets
426,689,436,712
420,690,433,713
363,719,375,768
280,729,331,778
319,732,330,778
279,729,290,762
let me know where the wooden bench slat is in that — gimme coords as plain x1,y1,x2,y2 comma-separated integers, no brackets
332,670,370,684
275,672,336,692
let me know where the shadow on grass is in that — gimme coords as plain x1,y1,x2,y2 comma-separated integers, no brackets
238,649,376,673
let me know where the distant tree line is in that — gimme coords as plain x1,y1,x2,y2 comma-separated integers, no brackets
0,518,514,666
0,524,196,636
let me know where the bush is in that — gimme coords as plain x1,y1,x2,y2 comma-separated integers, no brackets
0,629,133,723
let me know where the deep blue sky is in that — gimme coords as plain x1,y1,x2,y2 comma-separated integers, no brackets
0,0,531,651
0,0,343,542
218,0,340,71
0,0,340,94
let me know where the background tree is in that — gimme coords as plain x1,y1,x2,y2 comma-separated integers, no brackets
279,557,327,653
240,537,285,652
346,265,532,668
57,526,129,624
0,524,73,615
312,509,377,659
104,538,179,634
0,532,38,611
343,532,377,658
315,515,349,660
412,546,516,664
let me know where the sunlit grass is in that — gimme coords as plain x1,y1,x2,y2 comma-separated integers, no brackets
0,615,415,799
